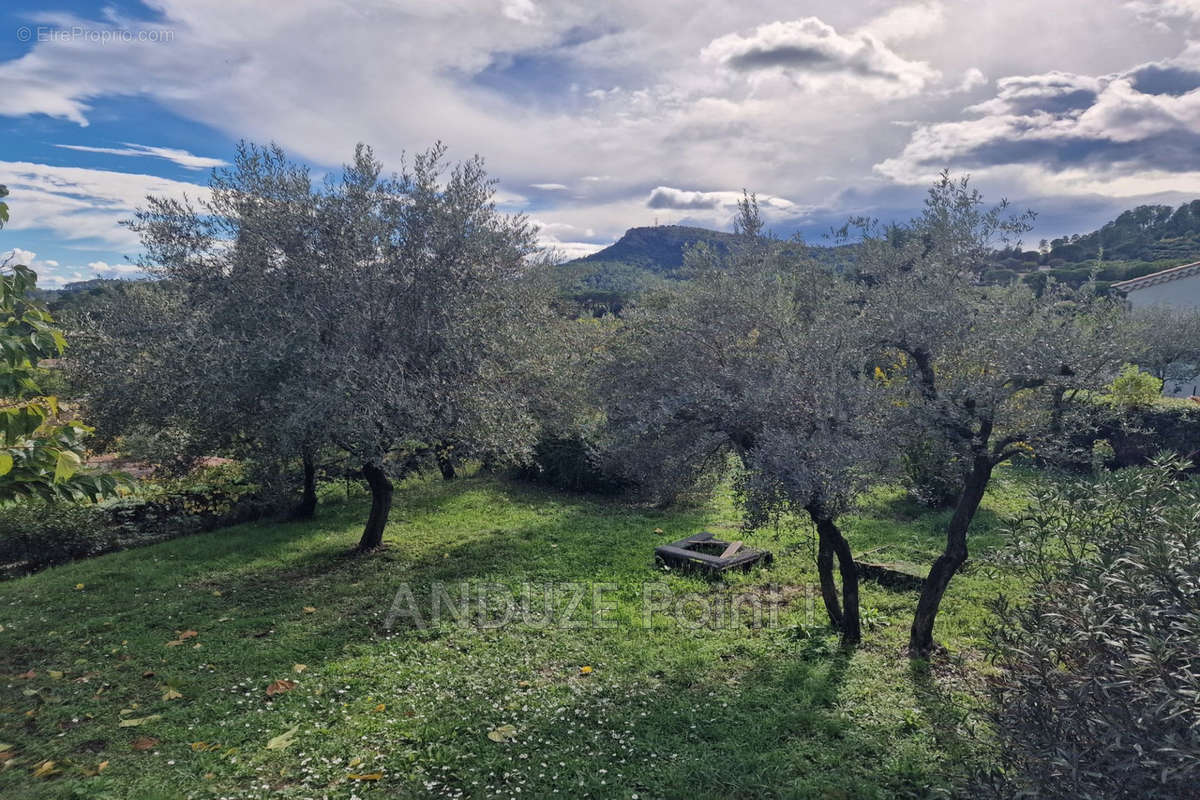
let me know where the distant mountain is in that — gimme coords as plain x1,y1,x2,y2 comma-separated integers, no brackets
556,224,857,314
574,225,742,273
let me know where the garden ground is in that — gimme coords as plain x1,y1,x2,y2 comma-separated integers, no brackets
0,468,1034,799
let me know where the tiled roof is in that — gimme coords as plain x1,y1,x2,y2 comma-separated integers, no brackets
1112,260,1200,292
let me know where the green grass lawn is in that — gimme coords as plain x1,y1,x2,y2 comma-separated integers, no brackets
0,469,1036,799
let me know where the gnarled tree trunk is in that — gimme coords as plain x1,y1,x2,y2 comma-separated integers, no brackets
808,506,860,644
816,525,843,630
908,452,992,657
358,462,393,551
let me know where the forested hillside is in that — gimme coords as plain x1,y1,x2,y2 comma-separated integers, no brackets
1045,200,1200,264
558,199,1200,309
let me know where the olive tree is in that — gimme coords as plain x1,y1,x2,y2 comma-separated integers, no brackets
598,197,895,642
308,144,555,549
1128,304,1200,393
90,143,554,551
74,144,330,516
857,175,1132,656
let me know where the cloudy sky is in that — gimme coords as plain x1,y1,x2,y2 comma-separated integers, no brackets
2,0,1199,285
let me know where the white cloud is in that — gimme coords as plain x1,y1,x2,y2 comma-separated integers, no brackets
2,248,38,267
646,186,800,212
0,248,122,286
877,45,1200,198
531,183,569,191
701,17,940,98
0,160,207,247
55,142,228,169
87,259,142,277
956,67,988,93
501,0,541,24
530,218,605,261
859,1,947,43
1125,0,1200,26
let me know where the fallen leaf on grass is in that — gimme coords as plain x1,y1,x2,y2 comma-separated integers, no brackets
178,630,198,640
17,670,35,679
162,688,183,701
373,703,386,712
486,724,518,742
48,670,63,680
348,772,383,781
292,664,307,674
31,760,59,778
191,741,222,752
302,606,316,614
579,665,593,675
118,714,161,727
265,725,300,750
97,760,109,772
131,736,158,751
266,679,297,697
75,584,84,590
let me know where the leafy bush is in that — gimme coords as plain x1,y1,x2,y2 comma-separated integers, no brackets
515,432,629,495
900,435,964,508
0,502,119,574
0,462,275,576
1104,398,1200,467
1108,363,1163,409
982,460,1200,798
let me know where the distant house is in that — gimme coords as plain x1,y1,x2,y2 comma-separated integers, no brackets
1113,261,1200,397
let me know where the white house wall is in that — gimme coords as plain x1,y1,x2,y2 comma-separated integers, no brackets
1123,272,1200,310
1124,272,1200,397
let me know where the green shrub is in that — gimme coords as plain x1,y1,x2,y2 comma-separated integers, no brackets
1104,398,1200,467
515,433,629,495
0,462,275,577
899,435,964,508
1108,363,1162,409
0,503,119,574
981,460,1200,798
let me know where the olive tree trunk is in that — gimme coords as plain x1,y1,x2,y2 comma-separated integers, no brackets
908,453,993,657
357,462,393,551
293,451,318,520
815,524,843,630
437,452,456,481
808,506,861,645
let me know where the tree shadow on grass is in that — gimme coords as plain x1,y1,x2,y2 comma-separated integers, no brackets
908,656,990,788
